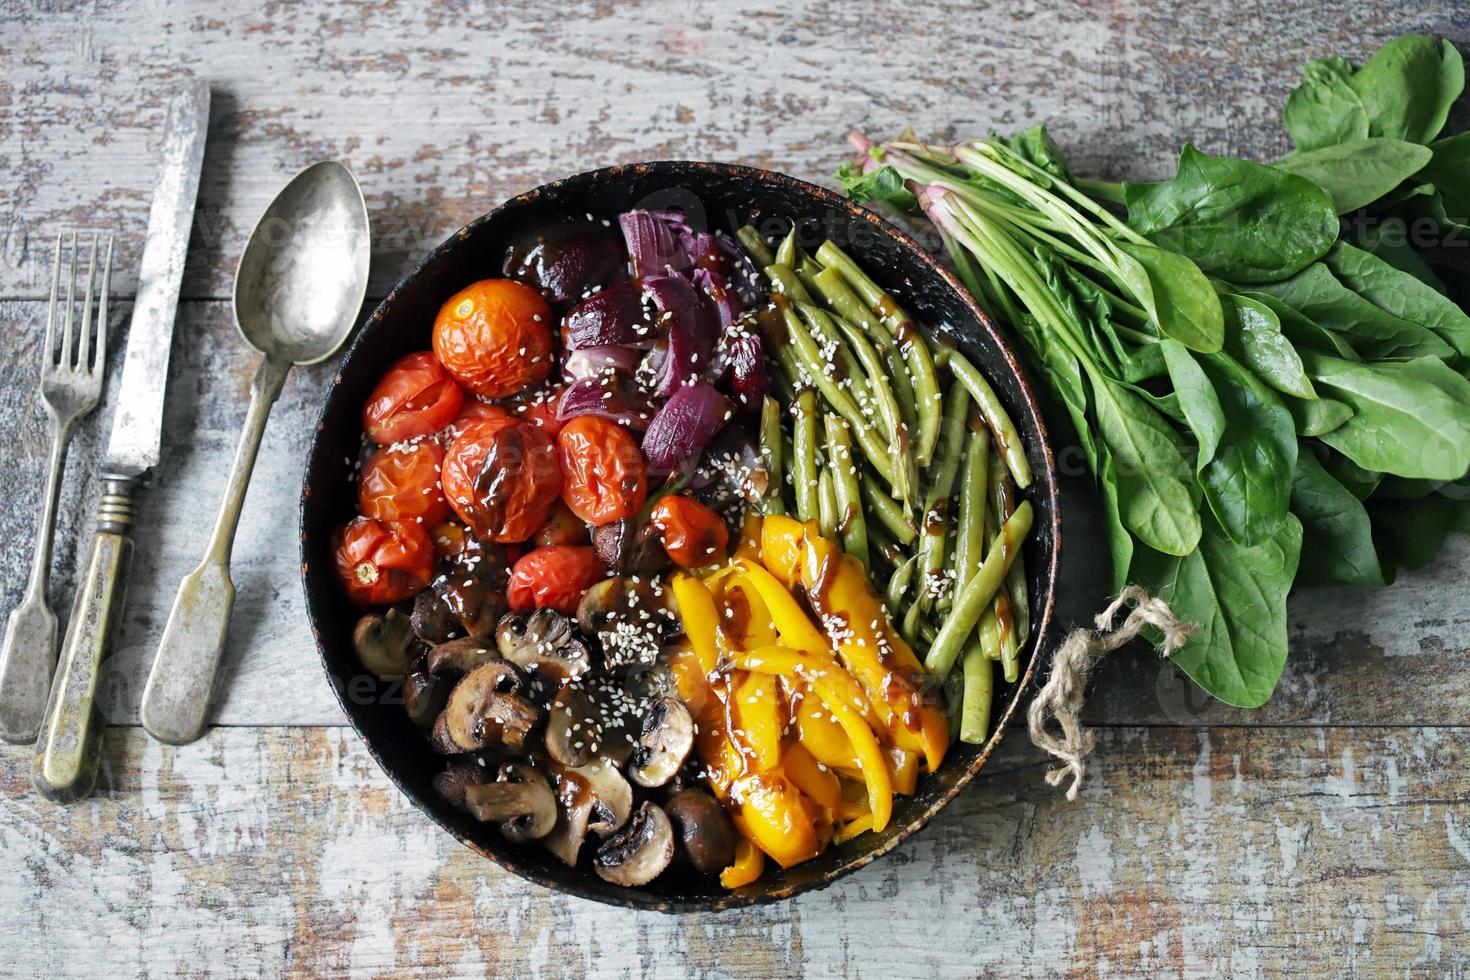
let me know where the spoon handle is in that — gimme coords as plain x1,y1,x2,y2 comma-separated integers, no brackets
140,355,291,745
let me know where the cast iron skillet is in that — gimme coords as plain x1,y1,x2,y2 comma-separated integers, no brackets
300,162,1060,912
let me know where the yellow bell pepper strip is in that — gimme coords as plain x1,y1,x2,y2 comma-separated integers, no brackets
670,573,720,674
708,573,781,650
793,689,862,776
837,778,871,820
758,514,807,586
729,670,784,772
730,770,819,867
732,646,893,833
796,530,950,773
782,742,842,813
833,814,874,845
885,746,920,796
720,834,765,889
724,558,830,657
735,512,763,561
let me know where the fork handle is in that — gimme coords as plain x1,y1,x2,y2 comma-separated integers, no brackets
32,475,137,803
0,411,76,743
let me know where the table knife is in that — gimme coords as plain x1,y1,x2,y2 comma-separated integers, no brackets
32,80,210,803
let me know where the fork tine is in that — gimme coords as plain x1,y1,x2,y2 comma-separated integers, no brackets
95,235,113,373
62,230,77,370
78,233,98,370
44,234,62,365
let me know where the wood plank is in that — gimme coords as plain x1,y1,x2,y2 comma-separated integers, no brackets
2,1,1466,300
1,294,1466,727
0,725,1465,976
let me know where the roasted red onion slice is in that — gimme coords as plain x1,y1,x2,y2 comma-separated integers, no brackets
720,334,768,415
557,374,658,430
563,345,643,381
562,281,653,352
620,210,693,279
643,275,718,397
641,383,732,472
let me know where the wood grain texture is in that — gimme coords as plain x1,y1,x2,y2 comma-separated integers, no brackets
0,725,1465,977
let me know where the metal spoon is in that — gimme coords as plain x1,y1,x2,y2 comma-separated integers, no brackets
139,161,369,745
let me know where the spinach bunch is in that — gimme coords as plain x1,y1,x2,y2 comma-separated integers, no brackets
838,35,1470,709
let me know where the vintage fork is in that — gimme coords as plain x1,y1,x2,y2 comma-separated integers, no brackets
0,232,113,743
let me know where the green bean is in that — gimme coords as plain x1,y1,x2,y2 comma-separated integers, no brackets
918,621,937,645
885,555,917,618
860,474,918,546
900,596,922,646
947,348,1033,490
759,396,785,516
775,226,800,267
810,266,918,432
763,262,814,304
736,225,774,268
778,304,898,487
796,257,825,298
924,500,1033,677
952,417,991,589
817,469,838,539
815,241,942,466
993,456,1032,648
987,448,1024,680
791,390,820,522
916,383,970,613
980,606,1003,662
959,639,993,744
808,303,916,507
794,303,876,425
823,414,869,570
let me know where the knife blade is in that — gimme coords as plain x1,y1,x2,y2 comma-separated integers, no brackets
32,80,210,804
105,79,210,477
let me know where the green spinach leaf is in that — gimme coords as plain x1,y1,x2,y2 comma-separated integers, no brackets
1113,238,1225,352
1133,512,1302,708
1348,35,1464,145
1090,374,1203,556
1324,242,1470,359
1284,56,1369,151
1220,292,1317,399
836,162,918,212
1369,493,1468,570
1240,289,1360,360
1123,144,1338,283
1096,447,1133,594
1274,138,1432,213
1288,396,1353,437
1196,351,1298,547
1002,124,1073,183
1304,351,1470,480
1419,131,1470,223
1323,451,1383,501
1257,262,1455,361
1349,217,1446,293
1159,339,1225,465
1291,450,1386,586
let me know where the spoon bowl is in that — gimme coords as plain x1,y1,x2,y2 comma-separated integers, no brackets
139,160,369,746
234,161,370,364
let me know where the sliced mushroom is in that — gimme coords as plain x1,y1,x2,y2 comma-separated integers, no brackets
577,577,676,672
544,686,602,768
544,793,592,867
578,759,634,837
664,788,735,875
426,637,499,676
628,696,695,788
354,609,415,679
594,802,675,887
494,608,593,680
403,665,448,728
432,762,488,808
464,764,557,842
412,571,509,643
591,519,669,576
433,661,541,753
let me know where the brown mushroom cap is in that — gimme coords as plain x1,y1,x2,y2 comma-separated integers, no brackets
434,661,541,753
542,757,635,867
577,760,634,837
431,762,488,808
594,802,676,887
628,696,695,788
464,764,557,842
576,577,677,672
494,609,592,681
543,686,603,768
403,665,447,729
353,609,415,679
426,637,499,676
664,788,736,874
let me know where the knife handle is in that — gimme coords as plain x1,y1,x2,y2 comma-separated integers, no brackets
32,475,137,804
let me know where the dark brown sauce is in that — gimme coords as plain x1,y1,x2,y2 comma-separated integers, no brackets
717,587,753,652
995,593,1015,645
759,299,789,346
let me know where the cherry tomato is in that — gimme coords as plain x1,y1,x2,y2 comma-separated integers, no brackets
507,382,567,439
432,279,553,398
362,351,465,445
556,416,648,526
533,499,591,547
453,400,513,428
429,520,469,559
506,545,606,615
441,416,561,543
358,442,449,524
334,516,433,606
649,495,730,567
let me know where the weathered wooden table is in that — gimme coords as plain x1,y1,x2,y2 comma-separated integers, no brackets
3,1,1467,975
